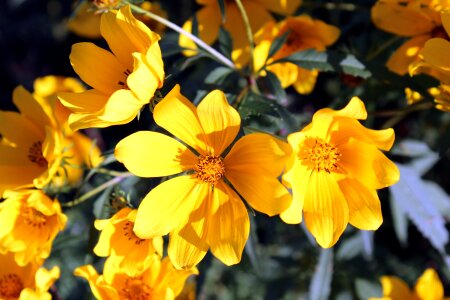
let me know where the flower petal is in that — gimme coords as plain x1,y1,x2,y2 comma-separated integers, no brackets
339,139,400,189
197,90,240,156
70,42,124,95
13,86,52,129
386,35,430,75
115,131,197,177
293,68,318,95
253,0,301,15
421,38,450,71
315,96,368,120
379,276,413,299
58,89,108,114
153,85,208,154
0,111,43,147
127,52,159,103
303,171,349,248
207,182,249,266
267,63,298,88
168,189,211,269
338,178,382,230
415,269,444,300
134,176,208,238
97,89,142,123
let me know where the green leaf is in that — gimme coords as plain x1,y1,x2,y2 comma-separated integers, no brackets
204,66,234,85
355,279,382,300
266,30,290,61
271,49,371,79
257,70,287,102
309,248,333,300
217,0,226,23
218,27,233,59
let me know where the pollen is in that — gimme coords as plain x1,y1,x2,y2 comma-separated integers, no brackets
194,155,225,184
119,277,152,300
299,137,341,173
122,221,145,245
27,141,47,168
22,207,48,228
0,273,23,299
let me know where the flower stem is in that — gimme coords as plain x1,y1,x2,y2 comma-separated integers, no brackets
234,0,255,73
127,2,236,70
62,172,134,208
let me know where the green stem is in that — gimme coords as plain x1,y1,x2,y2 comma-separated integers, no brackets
380,101,435,128
62,172,134,208
127,2,236,70
234,0,255,73
366,36,401,61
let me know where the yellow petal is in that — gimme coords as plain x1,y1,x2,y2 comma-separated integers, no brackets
58,89,107,114
386,35,429,75
371,2,435,36
338,178,382,230
0,111,43,147
207,182,249,266
293,68,318,95
414,269,444,300
70,42,124,95
421,38,450,71
97,89,142,123
153,85,208,154
35,266,60,294
168,190,211,269
197,90,240,156
145,42,165,87
442,11,450,37
13,86,52,129
267,63,298,88
67,2,101,39
71,132,103,168
253,0,301,15
127,52,159,103
115,131,197,177
379,276,413,299
67,112,113,131
315,96,368,120
303,171,349,248
280,162,311,224
339,139,400,189
134,176,208,238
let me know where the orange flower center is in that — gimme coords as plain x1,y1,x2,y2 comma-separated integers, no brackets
194,155,225,184
22,207,48,228
119,277,152,300
299,137,341,173
122,221,145,245
118,69,132,90
0,273,23,299
28,141,47,168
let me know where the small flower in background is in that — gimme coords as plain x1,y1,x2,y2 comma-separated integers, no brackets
59,5,165,131
33,76,104,188
0,252,60,300
369,268,449,300
93,207,164,277
67,1,167,39
179,0,301,67
75,256,197,300
371,0,450,75
0,87,63,195
115,85,292,269
253,15,340,94
0,189,67,266
281,97,400,248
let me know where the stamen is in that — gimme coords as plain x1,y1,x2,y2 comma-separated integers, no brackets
119,277,152,300
122,221,145,245
22,207,48,228
28,141,47,168
194,155,225,184
298,137,341,173
0,273,23,298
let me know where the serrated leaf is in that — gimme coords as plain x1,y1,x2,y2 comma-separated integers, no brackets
309,248,333,300
355,279,382,300
271,49,371,79
218,27,233,59
204,66,234,85
267,30,290,60
390,164,449,252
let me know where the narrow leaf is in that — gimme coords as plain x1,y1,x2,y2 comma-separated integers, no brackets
204,66,234,85
218,26,233,59
217,0,226,23
267,30,290,60
355,279,382,300
309,248,333,300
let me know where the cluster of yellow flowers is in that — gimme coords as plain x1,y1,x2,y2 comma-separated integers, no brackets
3,0,450,298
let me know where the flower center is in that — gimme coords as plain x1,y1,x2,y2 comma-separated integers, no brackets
194,155,225,184
431,25,449,40
298,137,341,173
22,207,48,228
117,69,131,90
122,221,145,245
119,277,152,300
0,273,23,299
27,141,47,168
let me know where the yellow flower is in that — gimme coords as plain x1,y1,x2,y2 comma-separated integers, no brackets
410,10,450,83
179,0,301,67
33,76,104,188
93,207,164,277
0,189,67,266
68,1,167,39
371,0,450,75
281,97,400,248
370,268,450,300
0,252,60,300
74,256,198,300
115,85,292,269
253,16,340,94
430,84,450,112
59,5,165,131
0,86,63,195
